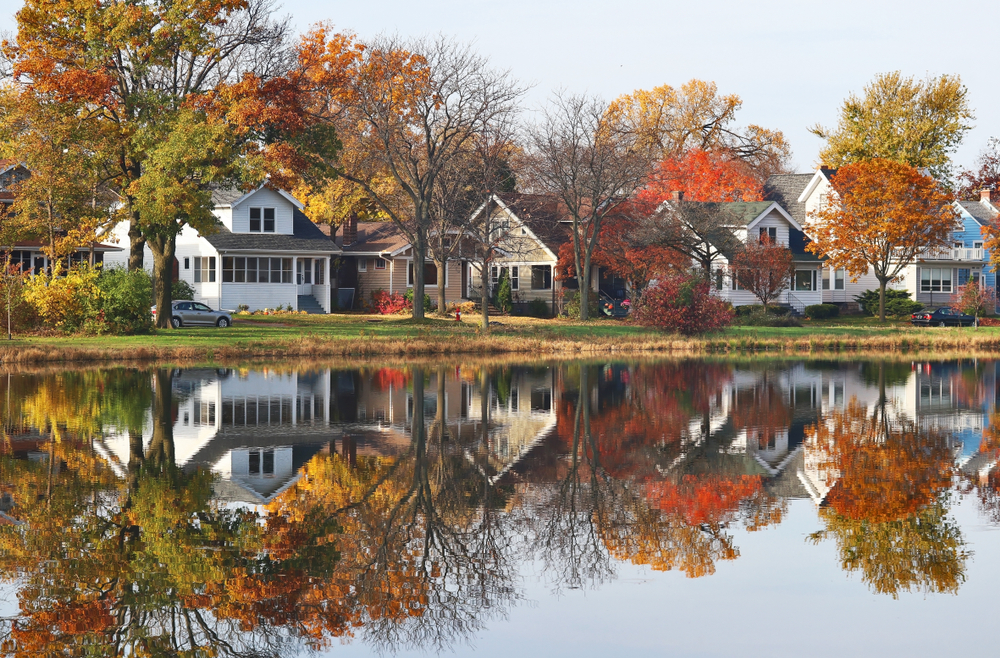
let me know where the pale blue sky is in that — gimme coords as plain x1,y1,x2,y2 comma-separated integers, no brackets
3,0,995,175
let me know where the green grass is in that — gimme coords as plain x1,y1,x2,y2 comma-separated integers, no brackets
4,312,1000,365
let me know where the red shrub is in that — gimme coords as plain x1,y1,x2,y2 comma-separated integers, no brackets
634,272,734,335
369,290,410,315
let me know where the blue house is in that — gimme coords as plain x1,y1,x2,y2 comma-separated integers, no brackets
952,190,1000,309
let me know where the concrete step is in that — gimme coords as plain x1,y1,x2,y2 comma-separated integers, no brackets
297,294,326,314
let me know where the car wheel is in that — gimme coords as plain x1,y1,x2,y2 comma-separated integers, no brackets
937,321,946,328
171,316,182,329
216,317,230,328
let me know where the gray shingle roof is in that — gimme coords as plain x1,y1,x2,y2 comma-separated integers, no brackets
204,209,340,253
957,200,998,226
763,173,814,224
210,188,246,206
341,221,410,254
676,200,777,226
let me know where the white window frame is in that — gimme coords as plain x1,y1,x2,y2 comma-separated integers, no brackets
193,256,216,283
834,268,845,290
249,207,276,233
374,257,387,270
357,258,367,272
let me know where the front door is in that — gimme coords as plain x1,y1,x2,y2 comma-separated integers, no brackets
297,259,313,294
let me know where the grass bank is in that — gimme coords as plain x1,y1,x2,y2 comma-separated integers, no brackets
3,313,1000,365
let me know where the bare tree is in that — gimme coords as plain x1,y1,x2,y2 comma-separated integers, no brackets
633,199,742,278
303,34,525,319
525,93,653,320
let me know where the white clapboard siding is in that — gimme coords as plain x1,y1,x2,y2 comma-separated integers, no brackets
221,284,297,313
230,188,295,235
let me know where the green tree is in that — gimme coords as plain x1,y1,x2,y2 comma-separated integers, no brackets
811,72,974,182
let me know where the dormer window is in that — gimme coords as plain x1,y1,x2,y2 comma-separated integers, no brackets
249,207,275,232
759,227,776,244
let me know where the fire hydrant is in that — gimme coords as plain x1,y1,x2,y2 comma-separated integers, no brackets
455,310,461,322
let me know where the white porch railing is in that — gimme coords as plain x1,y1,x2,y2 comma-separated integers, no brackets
920,247,984,261
786,291,808,315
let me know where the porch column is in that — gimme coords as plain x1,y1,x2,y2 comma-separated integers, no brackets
389,258,394,294
292,256,298,311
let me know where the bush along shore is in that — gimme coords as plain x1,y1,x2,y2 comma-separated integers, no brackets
5,314,1000,364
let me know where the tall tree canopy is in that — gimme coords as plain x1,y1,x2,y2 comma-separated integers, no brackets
4,0,293,326
807,159,955,321
811,72,974,182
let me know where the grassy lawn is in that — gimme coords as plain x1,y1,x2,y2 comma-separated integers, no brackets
3,312,999,364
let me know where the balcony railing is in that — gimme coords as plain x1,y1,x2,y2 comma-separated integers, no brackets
920,247,984,261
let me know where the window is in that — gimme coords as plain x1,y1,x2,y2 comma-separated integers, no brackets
374,257,387,270
9,251,31,273
249,207,276,232
975,242,984,249
759,227,777,244
920,268,953,293
490,265,517,290
958,268,970,285
531,265,552,290
248,449,275,476
298,258,313,284
794,270,813,291
193,257,216,283
834,269,845,290
184,257,190,270
221,257,292,283
316,259,325,285
408,262,442,287
822,269,830,290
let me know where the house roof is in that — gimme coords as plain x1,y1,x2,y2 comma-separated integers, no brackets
204,209,340,253
675,200,781,226
957,200,998,226
210,185,305,210
764,173,814,224
495,193,572,253
341,221,411,255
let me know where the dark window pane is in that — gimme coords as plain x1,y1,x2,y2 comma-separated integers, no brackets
263,450,274,475
249,450,260,475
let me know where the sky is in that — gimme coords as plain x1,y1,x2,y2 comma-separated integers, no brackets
1,0,996,175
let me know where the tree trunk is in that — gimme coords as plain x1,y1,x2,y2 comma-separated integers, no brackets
480,260,491,329
149,368,175,470
128,214,145,272
436,257,448,316
878,278,887,323
149,234,177,329
412,238,426,320
577,259,590,321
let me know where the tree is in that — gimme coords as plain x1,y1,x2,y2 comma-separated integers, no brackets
590,208,687,303
607,80,791,180
806,159,955,321
952,277,996,322
5,0,293,327
526,93,653,320
640,148,765,204
632,200,743,279
810,72,974,182
957,137,1000,200
0,87,117,266
297,31,524,320
732,236,794,307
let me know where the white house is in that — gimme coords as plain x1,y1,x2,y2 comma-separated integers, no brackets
105,186,341,313
675,199,825,312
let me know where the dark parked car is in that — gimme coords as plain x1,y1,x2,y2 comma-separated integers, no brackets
168,301,233,328
910,307,977,327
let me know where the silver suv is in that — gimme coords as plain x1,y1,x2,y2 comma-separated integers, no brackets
170,301,233,328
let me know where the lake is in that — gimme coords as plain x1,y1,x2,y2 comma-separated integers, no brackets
1,358,999,657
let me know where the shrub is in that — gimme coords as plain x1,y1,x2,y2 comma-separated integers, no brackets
855,288,913,316
403,288,433,313
634,271,734,335
805,303,840,320
562,290,600,319
370,290,410,315
527,298,550,318
23,262,100,333
494,269,513,314
886,298,923,318
952,279,996,318
0,264,35,335
172,279,196,301
96,267,153,334
445,300,476,315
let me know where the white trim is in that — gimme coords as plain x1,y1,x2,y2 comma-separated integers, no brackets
796,169,835,204
745,201,804,232
488,195,559,262
218,185,306,210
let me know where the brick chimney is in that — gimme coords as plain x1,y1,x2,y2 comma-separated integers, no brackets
343,213,358,246
981,188,999,205
671,190,684,202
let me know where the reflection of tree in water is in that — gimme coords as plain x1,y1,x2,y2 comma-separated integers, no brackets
807,386,968,598
0,369,306,657
520,363,784,585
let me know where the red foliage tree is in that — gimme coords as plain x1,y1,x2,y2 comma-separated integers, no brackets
634,148,765,213
633,271,734,335
732,237,794,307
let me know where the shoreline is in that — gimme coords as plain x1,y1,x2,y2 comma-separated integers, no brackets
4,321,1000,365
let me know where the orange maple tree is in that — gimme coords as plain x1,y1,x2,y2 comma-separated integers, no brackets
807,159,955,321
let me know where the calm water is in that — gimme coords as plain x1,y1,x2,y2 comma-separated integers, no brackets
2,359,1000,656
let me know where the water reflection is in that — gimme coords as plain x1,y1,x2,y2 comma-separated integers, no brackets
1,359,997,654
